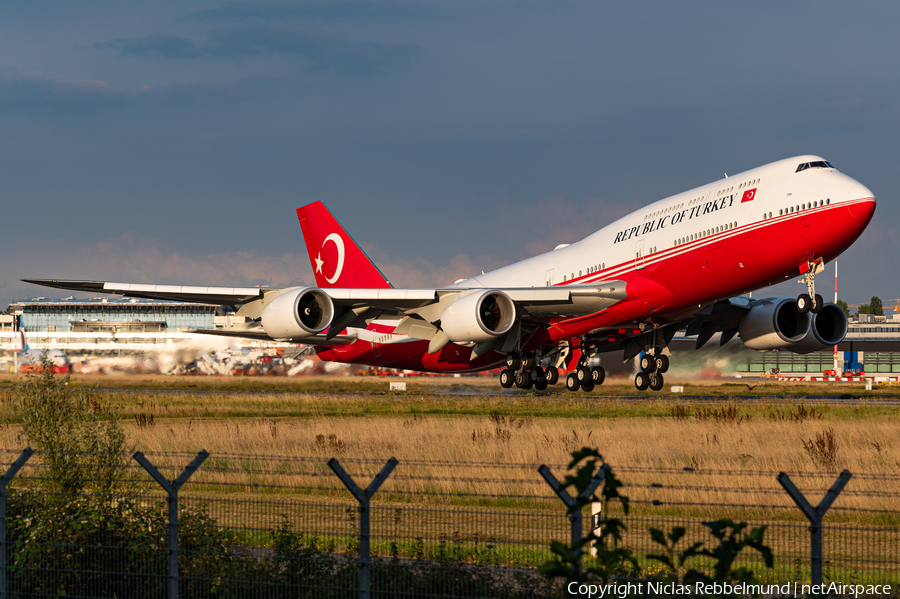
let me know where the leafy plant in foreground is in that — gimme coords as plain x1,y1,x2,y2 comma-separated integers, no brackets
539,447,637,585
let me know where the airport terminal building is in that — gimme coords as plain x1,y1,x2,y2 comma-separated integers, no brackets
1,297,229,354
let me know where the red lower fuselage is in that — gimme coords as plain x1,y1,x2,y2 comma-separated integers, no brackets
316,195,875,372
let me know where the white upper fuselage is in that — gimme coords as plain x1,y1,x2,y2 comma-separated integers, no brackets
455,155,872,291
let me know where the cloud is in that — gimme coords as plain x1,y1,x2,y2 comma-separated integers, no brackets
0,233,313,307
94,26,421,74
494,195,638,257
365,249,508,289
0,233,506,308
93,35,203,59
0,64,286,114
187,2,424,23
0,66,123,112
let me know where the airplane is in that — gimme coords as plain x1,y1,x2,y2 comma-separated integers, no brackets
25,154,875,391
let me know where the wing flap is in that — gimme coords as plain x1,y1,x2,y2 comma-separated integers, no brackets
191,328,357,346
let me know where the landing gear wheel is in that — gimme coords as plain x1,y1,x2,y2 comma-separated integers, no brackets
515,370,531,390
545,366,560,386
812,294,824,314
635,371,650,391
566,372,581,392
580,380,595,393
649,372,664,391
656,355,669,373
797,293,812,314
499,369,514,388
506,352,521,370
640,354,657,373
529,366,545,384
521,352,536,369
576,366,591,384
591,366,605,385
534,378,548,391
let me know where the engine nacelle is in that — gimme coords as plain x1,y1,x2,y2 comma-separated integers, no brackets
738,298,810,351
440,290,516,343
786,303,849,354
261,287,334,340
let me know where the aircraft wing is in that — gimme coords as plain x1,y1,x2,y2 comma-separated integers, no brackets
323,281,628,317
23,277,630,347
587,297,754,361
22,278,627,317
190,328,358,347
22,279,266,305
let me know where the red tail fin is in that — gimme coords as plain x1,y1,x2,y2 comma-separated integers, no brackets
296,201,392,289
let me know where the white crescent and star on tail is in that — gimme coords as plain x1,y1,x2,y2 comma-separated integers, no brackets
315,233,346,284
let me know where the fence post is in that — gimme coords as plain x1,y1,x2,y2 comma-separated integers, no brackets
0,448,33,599
538,462,607,585
777,469,851,587
134,451,209,599
329,457,398,599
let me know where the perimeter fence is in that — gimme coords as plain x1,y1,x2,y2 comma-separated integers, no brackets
0,448,897,598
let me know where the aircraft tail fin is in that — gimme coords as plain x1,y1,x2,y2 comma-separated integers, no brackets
296,201,393,289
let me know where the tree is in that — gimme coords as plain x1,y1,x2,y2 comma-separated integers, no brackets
870,296,883,316
836,300,850,318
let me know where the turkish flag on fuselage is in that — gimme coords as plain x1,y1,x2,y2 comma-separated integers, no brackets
741,188,757,203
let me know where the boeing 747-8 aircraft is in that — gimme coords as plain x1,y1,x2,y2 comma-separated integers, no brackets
26,155,875,391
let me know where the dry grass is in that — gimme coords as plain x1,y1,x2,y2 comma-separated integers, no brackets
0,378,896,523
3,406,895,521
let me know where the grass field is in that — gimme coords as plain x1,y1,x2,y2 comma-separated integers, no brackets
0,373,897,521
1,372,897,586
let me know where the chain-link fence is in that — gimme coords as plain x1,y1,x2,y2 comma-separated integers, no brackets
0,448,897,598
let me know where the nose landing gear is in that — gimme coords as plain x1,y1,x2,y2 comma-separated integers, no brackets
797,260,825,314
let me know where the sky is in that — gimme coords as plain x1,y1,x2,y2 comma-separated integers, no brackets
1,1,899,309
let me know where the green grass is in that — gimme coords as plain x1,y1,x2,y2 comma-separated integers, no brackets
1,383,897,423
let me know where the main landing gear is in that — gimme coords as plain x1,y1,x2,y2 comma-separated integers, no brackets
498,351,559,391
634,350,668,391
797,260,824,315
563,348,605,394
499,344,602,393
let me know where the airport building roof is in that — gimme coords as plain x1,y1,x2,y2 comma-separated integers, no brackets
8,297,218,333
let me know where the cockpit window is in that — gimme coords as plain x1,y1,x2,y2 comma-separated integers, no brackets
795,160,835,172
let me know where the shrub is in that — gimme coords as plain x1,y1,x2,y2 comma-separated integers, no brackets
801,428,839,469
9,359,132,493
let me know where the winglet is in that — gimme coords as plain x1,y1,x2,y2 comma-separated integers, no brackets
296,201,393,289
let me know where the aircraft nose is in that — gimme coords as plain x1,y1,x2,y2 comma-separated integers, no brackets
847,182,874,202
846,182,876,222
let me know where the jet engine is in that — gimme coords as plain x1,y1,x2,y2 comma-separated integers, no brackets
786,303,849,354
738,298,809,350
261,287,334,340
440,290,516,343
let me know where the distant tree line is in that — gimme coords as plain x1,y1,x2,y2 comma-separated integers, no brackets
836,296,884,318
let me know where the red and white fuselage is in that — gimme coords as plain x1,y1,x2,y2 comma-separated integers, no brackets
314,155,875,371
